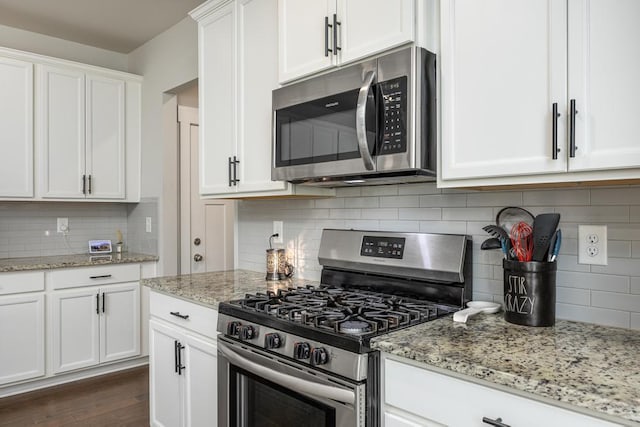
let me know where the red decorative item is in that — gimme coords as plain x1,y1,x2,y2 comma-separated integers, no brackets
510,221,534,262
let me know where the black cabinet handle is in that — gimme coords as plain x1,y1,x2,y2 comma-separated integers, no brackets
177,342,185,375
552,102,561,160
228,157,233,187
332,14,341,56
170,311,189,320
569,99,578,158
96,293,100,315
482,417,511,427
90,274,112,279
102,292,105,313
88,175,92,194
232,156,240,185
174,340,179,373
82,174,86,194
324,16,331,56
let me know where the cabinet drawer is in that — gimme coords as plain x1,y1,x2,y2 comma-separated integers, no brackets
0,271,45,295
384,358,617,427
150,291,218,339
48,264,140,290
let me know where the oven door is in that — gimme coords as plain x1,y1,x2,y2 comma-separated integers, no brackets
218,337,365,427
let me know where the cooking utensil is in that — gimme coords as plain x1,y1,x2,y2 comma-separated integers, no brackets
482,224,509,241
511,221,534,262
548,229,562,262
531,213,561,262
496,206,535,235
481,238,502,250
453,301,501,323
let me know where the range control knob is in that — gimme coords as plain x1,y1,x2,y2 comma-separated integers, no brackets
293,342,311,360
226,321,241,336
239,325,256,341
264,333,282,349
310,347,329,366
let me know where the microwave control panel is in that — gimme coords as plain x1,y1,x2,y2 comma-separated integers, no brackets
379,76,407,155
361,236,406,259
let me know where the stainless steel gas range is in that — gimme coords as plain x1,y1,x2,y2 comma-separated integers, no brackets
217,229,472,427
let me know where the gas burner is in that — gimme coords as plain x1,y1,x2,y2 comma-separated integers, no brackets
338,320,373,335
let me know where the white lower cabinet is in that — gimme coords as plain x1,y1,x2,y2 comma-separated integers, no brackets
383,356,618,427
50,282,140,374
149,291,218,427
0,293,45,385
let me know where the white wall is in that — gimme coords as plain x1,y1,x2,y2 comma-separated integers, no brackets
127,16,199,275
0,23,128,71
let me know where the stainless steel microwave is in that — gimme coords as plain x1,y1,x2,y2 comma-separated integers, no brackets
272,47,436,186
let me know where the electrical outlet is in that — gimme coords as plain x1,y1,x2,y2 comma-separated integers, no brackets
578,225,607,265
273,221,283,244
146,217,152,233
57,218,69,233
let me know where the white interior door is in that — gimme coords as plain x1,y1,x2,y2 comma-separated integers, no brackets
179,106,235,275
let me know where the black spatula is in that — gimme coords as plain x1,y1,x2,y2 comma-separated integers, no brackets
531,213,561,261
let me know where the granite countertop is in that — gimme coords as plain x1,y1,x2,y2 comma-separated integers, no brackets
141,269,319,309
371,314,640,425
0,252,158,272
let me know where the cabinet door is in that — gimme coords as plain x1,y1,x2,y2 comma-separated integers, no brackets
568,0,640,171
150,319,184,427
39,65,86,198
100,282,140,363
278,0,336,83
337,0,414,65
237,0,287,193
440,0,567,180
183,334,217,427
0,294,45,385
50,288,100,373
86,74,126,199
198,3,238,196
0,57,33,198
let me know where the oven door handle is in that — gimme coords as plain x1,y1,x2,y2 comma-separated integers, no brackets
356,70,376,171
219,344,355,405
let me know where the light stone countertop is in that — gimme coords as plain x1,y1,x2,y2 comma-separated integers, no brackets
371,313,640,426
141,269,319,309
0,252,158,272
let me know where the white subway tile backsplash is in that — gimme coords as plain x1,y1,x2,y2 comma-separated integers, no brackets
466,191,521,207
419,194,466,208
235,183,640,330
380,196,420,208
399,208,440,221
590,187,640,205
523,189,589,206
592,291,640,312
442,207,493,221
556,303,630,328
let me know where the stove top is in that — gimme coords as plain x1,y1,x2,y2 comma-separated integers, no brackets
217,284,458,353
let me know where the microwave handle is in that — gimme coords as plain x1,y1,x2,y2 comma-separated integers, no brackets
356,70,376,171
218,343,355,405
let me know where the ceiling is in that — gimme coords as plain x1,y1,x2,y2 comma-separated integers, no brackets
0,0,207,53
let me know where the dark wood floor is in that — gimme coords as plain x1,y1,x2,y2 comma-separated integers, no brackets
0,366,149,427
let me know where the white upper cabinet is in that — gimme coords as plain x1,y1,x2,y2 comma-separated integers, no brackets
39,65,129,200
440,0,640,187
278,0,415,83
567,0,640,172
191,0,333,198
0,56,33,198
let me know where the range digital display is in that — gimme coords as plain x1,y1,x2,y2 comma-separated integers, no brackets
360,236,406,259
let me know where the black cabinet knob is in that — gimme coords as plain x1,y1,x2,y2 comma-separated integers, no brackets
239,325,255,341
310,347,328,366
226,321,241,336
293,342,311,359
264,333,282,349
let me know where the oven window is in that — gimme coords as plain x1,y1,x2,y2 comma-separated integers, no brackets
231,367,336,427
275,88,375,167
